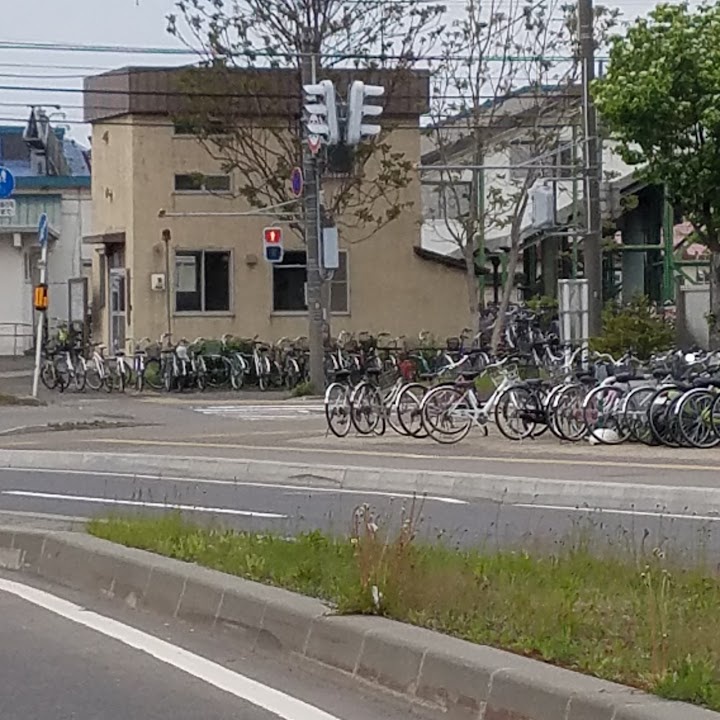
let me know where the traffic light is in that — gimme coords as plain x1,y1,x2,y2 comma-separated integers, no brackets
33,283,48,311
345,81,385,146
303,79,340,146
263,226,284,263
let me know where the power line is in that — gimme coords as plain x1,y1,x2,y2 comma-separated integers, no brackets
0,82,581,103
0,38,601,63
0,112,581,133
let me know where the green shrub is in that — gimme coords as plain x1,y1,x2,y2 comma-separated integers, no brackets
590,296,674,360
526,295,559,332
291,380,316,397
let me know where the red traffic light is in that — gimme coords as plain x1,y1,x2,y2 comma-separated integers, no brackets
263,227,282,244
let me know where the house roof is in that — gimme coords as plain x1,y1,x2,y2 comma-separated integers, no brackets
84,65,430,123
422,84,582,165
0,120,90,182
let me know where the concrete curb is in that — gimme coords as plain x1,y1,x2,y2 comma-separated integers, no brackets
0,526,717,720
0,447,716,516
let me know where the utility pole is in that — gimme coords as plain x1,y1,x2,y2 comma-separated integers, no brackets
301,34,326,392
471,117,486,318
578,0,603,335
31,213,50,398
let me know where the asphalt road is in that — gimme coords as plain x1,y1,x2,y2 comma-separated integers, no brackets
1,394,719,490
0,572,436,720
0,467,719,562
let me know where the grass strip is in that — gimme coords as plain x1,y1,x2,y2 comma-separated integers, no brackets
89,513,720,711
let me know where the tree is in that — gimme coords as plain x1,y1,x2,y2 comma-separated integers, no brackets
593,2,720,347
166,0,446,237
423,0,580,346
424,0,619,345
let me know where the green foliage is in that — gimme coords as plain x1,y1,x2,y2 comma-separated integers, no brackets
526,295,559,332
91,513,720,711
291,380,316,397
590,296,674,360
593,2,720,252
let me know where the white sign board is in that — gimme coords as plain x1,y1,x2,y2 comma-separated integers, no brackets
0,199,16,218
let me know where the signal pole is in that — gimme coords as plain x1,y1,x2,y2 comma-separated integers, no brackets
301,34,326,392
579,0,603,335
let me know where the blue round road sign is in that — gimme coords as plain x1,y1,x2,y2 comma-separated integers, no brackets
38,212,49,247
290,167,303,197
0,167,15,200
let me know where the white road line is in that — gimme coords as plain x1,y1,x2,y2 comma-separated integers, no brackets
1,490,287,519
513,502,720,522
2,467,468,505
0,578,341,720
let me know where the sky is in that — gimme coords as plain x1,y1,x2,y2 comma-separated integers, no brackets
0,0,666,146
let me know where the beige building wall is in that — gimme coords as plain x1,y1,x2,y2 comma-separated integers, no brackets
90,115,470,349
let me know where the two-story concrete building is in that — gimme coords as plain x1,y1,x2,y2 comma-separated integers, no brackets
83,66,470,352
0,111,91,356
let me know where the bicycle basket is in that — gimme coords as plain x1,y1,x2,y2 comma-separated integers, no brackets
487,363,519,388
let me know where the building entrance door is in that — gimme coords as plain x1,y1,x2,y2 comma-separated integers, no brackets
109,268,126,354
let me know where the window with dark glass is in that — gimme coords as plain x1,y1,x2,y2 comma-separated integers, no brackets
175,250,230,313
174,174,231,192
272,251,348,313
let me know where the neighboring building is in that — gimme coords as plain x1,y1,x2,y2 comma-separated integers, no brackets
83,66,470,352
0,111,92,356
421,87,691,305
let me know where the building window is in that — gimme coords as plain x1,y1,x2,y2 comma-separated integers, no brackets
329,251,349,312
509,141,533,180
174,173,231,193
272,250,348,313
555,145,574,179
175,250,231,313
173,118,229,136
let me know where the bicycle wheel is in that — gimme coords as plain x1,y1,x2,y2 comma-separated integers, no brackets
494,385,539,441
548,383,587,442
72,363,87,392
648,386,682,447
676,389,720,448
40,360,58,390
350,382,383,435
284,360,300,390
143,358,163,391
55,356,71,391
582,385,630,445
396,383,429,438
421,385,473,444
621,386,658,445
324,382,351,437
712,393,720,440
162,360,174,393
85,359,103,391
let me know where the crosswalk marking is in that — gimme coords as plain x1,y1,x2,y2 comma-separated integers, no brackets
193,403,324,421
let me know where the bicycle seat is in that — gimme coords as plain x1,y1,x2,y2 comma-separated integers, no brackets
614,372,636,383
694,378,720,389
419,372,435,381
524,378,544,386
116,350,126,357
334,368,351,380
366,367,382,376
459,371,480,381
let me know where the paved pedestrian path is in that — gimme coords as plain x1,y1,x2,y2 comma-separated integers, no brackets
193,403,324,421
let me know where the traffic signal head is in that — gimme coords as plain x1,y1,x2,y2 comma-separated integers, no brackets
263,226,284,263
264,227,282,245
345,81,384,146
303,79,340,146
